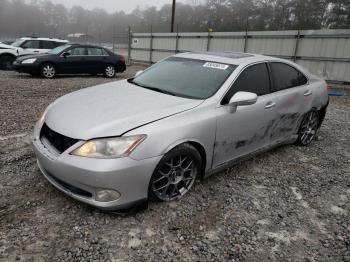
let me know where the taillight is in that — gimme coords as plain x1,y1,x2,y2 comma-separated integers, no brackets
119,55,125,64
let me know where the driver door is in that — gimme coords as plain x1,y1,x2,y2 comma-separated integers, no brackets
213,62,278,167
59,47,88,74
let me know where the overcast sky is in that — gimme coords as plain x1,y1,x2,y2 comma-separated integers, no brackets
43,0,203,13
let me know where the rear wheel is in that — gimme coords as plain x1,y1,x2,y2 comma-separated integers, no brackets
0,55,15,70
103,64,116,78
149,144,202,202
296,110,319,146
40,63,56,79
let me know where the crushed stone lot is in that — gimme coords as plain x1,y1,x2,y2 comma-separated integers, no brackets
0,67,349,262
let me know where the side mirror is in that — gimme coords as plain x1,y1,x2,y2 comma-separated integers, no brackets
135,70,143,77
62,52,70,58
227,91,258,113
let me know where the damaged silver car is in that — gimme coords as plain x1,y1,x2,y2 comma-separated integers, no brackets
33,52,329,210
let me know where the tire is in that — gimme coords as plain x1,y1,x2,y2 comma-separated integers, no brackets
0,55,15,70
103,64,116,78
40,63,56,79
296,109,319,146
149,143,202,202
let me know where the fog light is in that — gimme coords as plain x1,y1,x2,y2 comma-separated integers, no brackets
95,189,121,202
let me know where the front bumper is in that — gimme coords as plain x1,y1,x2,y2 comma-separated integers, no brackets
32,124,162,210
13,61,38,74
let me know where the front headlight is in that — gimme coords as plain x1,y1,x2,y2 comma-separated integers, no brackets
22,58,37,64
71,135,146,158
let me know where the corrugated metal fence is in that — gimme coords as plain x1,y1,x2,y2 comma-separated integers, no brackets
129,29,350,83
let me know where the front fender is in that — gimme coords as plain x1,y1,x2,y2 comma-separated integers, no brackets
161,138,206,156
126,103,217,172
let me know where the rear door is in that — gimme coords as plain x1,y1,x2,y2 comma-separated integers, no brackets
86,47,109,73
213,62,278,167
268,62,311,142
41,40,57,53
59,47,88,74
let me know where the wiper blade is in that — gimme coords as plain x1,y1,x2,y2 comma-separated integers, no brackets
128,79,177,96
143,86,177,96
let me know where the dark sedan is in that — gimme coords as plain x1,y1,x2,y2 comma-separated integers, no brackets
13,44,126,78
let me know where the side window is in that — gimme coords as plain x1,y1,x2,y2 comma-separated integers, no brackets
270,62,308,91
41,41,56,49
222,63,270,104
67,47,86,56
101,49,110,56
52,42,67,48
55,42,66,48
21,40,40,49
87,48,104,56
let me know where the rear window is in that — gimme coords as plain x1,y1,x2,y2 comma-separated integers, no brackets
41,41,56,49
270,62,308,91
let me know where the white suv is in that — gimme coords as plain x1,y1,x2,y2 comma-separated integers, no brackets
0,37,68,70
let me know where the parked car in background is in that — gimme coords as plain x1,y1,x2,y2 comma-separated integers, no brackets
13,44,126,78
33,52,329,210
0,37,68,70
1,40,15,45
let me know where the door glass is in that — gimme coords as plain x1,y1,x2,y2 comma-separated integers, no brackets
21,40,40,49
67,47,86,56
41,41,56,49
270,62,308,91
87,48,104,56
101,49,110,56
222,63,270,104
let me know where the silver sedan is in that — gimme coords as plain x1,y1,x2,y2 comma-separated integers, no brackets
33,52,329,210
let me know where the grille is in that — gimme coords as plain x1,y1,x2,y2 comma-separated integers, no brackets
40,123,78,153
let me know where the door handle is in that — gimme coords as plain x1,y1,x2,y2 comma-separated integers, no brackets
34,51,39,53
265,101,276,109
304,90,312,96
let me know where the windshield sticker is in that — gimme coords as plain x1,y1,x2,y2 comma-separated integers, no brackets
203,62,229,70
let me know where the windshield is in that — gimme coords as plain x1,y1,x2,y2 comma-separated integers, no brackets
47,44,71,54
11,39,25,47
131,57,236,99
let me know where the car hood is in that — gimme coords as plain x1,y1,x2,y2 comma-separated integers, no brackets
16,53,54,61
0,43,15,49
45,80,203,140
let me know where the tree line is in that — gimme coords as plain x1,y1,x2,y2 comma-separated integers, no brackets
0,0,349,41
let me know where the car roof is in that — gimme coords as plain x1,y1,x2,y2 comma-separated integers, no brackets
68,43,113,53
20,37,68,43
68,44,108,49
174,52,283,66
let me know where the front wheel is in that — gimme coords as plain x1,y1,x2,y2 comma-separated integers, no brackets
40,63,56,79
149,144,202,202
296,110,319,146
103,65,116,78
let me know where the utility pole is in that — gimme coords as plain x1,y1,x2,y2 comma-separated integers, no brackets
171,0,176,32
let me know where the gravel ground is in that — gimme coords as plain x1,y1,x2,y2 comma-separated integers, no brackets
0,68,349,262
